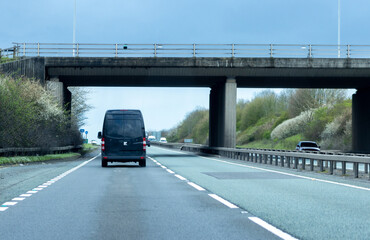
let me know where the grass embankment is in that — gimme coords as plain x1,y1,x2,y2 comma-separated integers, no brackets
237,135,303,150
80,143,99,154
0,144,99,166
166,90,352,151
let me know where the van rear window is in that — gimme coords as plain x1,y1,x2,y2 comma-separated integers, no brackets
104,114,143,138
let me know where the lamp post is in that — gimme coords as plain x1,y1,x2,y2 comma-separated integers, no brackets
73,0,76,56
338,0,341,58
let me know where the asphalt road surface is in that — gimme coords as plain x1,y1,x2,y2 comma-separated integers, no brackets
1,146,369,240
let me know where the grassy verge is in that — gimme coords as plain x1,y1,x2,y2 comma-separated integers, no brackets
80,143,99,155
83,143,99,150
0,144,99,166
0,152,81,166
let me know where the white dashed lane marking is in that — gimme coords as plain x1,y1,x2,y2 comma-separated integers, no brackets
12,198,25,201
20,194,32,197
2,202,17,206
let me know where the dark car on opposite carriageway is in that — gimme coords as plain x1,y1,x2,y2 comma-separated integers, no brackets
295,141,320,152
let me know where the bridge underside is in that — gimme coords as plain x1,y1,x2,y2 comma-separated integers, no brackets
2,57,370,151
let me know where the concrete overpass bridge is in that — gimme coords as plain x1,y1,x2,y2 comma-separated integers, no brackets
2,43,370,152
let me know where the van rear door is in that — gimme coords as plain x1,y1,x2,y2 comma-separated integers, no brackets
104,113,144,156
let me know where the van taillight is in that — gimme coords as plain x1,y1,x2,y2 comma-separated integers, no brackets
143,137,146,151
101,138,105,151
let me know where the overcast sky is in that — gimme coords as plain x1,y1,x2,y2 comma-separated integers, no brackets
1,0,367,139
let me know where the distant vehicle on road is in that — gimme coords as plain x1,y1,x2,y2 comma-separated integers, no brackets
296,141,320,151
146,138,151,147
160,137,167,143
97,109,146,167
148,135,156,141
91,140,98,145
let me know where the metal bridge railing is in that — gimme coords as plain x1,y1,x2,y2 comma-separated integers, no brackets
3,43,370,59
0,46,20,63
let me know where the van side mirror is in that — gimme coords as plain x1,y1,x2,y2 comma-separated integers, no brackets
97,132,102,139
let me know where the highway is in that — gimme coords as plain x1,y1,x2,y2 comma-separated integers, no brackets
1,147,369,240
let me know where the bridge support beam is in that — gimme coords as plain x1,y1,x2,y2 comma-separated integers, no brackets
352,89,370,153
209,78,237,148
46,78,71,112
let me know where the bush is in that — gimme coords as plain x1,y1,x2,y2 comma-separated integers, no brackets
303,107,333,140
0,74,82,148
320,107,352,150
271,110,314,140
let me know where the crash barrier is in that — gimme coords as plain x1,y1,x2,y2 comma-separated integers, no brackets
0,145,82,157
180,145,370,179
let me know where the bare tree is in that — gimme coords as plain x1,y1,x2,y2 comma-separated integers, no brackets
288,89,347,117
70,87,93,128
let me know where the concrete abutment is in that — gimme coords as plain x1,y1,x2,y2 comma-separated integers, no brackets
46,78,72,112
352,89,370,152
209,78,237,148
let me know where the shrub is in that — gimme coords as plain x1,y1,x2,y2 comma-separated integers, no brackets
320,107,352,150
0,74,82,148
271,110,314,140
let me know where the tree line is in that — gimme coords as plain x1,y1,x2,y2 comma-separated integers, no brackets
166,89,352,151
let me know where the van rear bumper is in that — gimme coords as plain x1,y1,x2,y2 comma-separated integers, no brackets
102,155,146,162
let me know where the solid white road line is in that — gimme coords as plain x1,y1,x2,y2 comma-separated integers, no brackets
208,194,238,209
188,182,205,191
156,146,370,192
166,169,175,174
249,217,298,240
174,174,187,181
198,155,370,192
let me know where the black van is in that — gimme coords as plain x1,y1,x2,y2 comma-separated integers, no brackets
97,110,146,167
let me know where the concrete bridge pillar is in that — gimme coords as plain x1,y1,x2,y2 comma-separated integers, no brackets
46,77,71,111
209,78,237,148
352,89,370,153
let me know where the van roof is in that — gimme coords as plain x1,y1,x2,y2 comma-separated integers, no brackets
106,109,142,114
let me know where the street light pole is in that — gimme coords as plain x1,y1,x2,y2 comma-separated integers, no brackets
73,0,76,56
338,0,341,58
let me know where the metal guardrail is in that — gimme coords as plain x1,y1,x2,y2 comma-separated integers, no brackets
151,143,370,179
4,43,370,59
0,46,19,63
0,145,82,157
